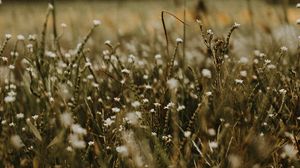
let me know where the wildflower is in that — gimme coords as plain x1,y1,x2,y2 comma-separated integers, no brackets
201,69,212,78
16,113,24,119
8,65,15,70
60,112,73,128
46,51,56,58
61,23,67,28
184,131,191,138
88,141,94,146
208,128,216,136
66,146,73,152
121,68,130,74
283,144,298,159
9,122,15,127
280,46,288,52
116,145,129,156
235,79,243,84
155,54,161,59
279,89,287,95
4,95,16,103
131,101,141,108
5,34,12,40
1,120,7,125
240,70,247,77
104,118,114,127
69,134,86,149
142,98,149,103
208,141,218,149
297,3,300,8
233,22,241,28
264,59,271,64
167,78,179,90
17,34,25,41
112,107,120,113
125,112,141,125
128,54,135,63
71,124,87,135
32,115,38,120
164,102,175,109
10,135,25,149
93,20,101,27
206,91,212,96
176,38,183,43
207,29,214,35
177,105,185,111
104,40,111,45
267,64,276,69
239,57,249,64
297,19,300,25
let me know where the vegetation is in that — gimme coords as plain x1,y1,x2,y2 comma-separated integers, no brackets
0,0,299,167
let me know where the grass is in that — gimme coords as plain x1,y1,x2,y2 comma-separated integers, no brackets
0,0,299,167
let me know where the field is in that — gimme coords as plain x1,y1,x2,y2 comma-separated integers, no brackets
0,0,299,167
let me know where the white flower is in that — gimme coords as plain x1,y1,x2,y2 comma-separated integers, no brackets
5,34,12,40
205,91,212,96
10,135,25,149
93,20,101,26
61,23,67,28
283,144,298,159
71,124,87,135
297,3,300,8
184,131,191,138
8,65,15,70
233,22,240,28
240,70,247,77
116,145,128,156
88,141,94,146
239,57,249,64
17,34,25,41
297,19,300,25
279,89,287,95
104,40,111,45
121,69,130,74
207,29,214,35
4,95,16,103
167,78,179,90
176,38,183,43
155,54,161,59
235,79,243,84
60,112,73,128
16,113,24,119
264,59,271,64
32,115,39,120
208,128,216,136
280,46,288,52
1,120,7,125
177,105,185,111
45,51,56,58
131,101,141,108
69,134,86,149
125,112,141,125
267,64,276,69
104,118,114,127
201,69,212,78
208,141,218,149
112,107,121,113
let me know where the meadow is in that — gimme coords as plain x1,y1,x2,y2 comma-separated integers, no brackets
0,0,299,167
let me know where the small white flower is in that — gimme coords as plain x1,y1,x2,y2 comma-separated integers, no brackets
235,79,243,84
264,59,271,64
60,112,73,128
5,34,12,40
4,95,15,103
184,131,191,138
297,19,300,25
297,3,300,8
121,69,130,74
207,29,214,35
233,22,240,28
167,78,179,90
177,105,185,111
9,122,15,127
69,134,86,149
17,35,25,41
279,89,287,95
32,115,39,120
176,38,183,43
104,118,114,127
205,91,212,96
16,113,24,119
1,120,7,125
208,141,218,149
8,65,15,70
280,46,288,52
239,57,249,64
283,144,298,159
125,111,141,125
61,23,67,28
10,135,25,149
208,128,216,136
131,101,141,108
104,40,111,45
112,107,121,113
201,69,212,78
93,20,101,26
71,124,87,135
240,70,247,77
267,64,276,69
116,145,128,156
88,141,94,146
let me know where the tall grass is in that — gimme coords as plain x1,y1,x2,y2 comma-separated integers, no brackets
0,1,299,167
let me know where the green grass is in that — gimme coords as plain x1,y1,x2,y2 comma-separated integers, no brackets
0,1,299,167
